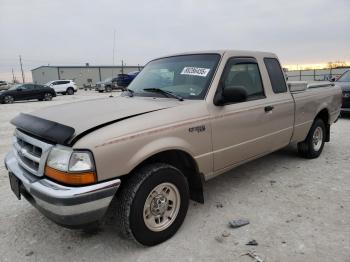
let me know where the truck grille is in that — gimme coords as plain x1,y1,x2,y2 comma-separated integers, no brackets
12,129,53,177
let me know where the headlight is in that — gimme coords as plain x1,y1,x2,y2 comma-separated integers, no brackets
46,146,72,171
45,146,96,185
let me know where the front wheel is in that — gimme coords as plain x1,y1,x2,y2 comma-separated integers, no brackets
298,118,326,159
3,95,14,104
116,163,189,246
105,86,112,92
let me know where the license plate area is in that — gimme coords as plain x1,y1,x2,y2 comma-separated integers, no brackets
9,173,21,200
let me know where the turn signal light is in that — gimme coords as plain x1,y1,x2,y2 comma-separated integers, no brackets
45,166,97,186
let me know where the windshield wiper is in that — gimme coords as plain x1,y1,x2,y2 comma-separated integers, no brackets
143,88,184,101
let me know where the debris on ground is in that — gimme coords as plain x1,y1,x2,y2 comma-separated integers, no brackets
215,236,224,243
222,231,230,237
270,180,276,186
215,202,223,208
25,251,34,257
246,240,258,246
229,219,250,228
242,251,264,262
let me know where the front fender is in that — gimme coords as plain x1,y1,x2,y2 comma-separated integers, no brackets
128,136,195,172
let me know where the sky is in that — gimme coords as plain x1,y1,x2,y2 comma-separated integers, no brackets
0,0,349,82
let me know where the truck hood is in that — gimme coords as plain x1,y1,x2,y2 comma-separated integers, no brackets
13,96,180,145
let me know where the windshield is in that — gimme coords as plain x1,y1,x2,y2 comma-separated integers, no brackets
9,84,22,90
337,71,350,82
128,54,221,99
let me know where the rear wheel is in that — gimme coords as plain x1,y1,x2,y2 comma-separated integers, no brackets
298,118,326,158
66,87,74,95
4,95,14,104
43,93,53,101
116,163,189,246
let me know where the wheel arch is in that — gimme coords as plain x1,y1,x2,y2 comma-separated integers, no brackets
127,148,204,203
315,108,330,142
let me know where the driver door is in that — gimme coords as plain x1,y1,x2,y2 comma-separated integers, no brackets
210,57,271,171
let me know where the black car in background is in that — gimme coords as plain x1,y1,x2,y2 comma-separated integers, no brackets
334,70,350,113
0,83,56,104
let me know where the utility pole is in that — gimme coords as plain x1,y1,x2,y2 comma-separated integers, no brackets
121,60,124,75
19,55,25,83
11,68,15,83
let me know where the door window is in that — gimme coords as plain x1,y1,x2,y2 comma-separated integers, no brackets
222,58,265,101
21,84,34,90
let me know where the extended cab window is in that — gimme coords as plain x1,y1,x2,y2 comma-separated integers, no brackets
264,58,287,93
222,59,265,101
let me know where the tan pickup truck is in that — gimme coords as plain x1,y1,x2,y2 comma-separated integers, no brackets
5,50,342,246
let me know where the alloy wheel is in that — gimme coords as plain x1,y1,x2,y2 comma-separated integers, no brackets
143,182,181,232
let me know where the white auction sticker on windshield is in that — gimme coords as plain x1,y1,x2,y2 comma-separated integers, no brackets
181,67,210,77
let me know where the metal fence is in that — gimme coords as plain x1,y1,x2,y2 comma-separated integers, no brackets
286,67,350,81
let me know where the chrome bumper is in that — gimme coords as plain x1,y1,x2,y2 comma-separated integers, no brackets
5,151,121,228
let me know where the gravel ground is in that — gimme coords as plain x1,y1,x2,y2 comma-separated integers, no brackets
0,91,349,262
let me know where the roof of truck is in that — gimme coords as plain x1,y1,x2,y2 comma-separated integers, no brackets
153,50,277,60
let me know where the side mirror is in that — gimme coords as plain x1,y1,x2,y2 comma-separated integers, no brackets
214,85,247,106
329,77,336,82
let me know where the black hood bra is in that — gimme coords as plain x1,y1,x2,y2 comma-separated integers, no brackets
11,109,163,146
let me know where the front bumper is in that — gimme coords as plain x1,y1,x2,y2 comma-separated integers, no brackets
5,151,121,228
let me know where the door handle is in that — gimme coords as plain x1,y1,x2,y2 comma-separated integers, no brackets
264,105,274,112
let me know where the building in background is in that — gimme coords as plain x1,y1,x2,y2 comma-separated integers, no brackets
31,65,142,87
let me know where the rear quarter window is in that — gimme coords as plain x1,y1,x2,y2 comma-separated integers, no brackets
264,58,287,93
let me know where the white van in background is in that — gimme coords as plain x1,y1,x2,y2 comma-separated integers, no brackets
45,80,77,95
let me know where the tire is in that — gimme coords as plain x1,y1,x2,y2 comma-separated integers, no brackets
298,118,326,159
98,90,103,93
106,86,112,92
43,93,53,101
3,95,14,104
116,163,189,246
66,87,74,95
